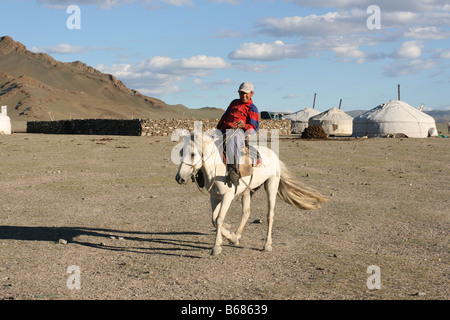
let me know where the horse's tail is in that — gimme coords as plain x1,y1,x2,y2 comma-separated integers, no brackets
277,160,328,210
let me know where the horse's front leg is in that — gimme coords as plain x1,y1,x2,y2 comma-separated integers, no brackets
211,192,233,256
234,189,251,245
211,195,238,246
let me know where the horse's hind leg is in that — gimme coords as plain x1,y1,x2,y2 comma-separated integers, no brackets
264,177,279,252
234,189,251,245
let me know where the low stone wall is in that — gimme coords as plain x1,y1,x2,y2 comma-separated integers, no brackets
141,119,218,136
27,119,143,136
27,118,291,136
141,119,291,136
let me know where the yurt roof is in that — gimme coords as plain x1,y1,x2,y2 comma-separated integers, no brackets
354,100,435,123
284,108,322,121
309,107,353,121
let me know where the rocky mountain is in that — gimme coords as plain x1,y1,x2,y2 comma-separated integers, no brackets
0,36,223,131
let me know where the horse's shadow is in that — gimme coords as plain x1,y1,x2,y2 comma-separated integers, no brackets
0,225,212,259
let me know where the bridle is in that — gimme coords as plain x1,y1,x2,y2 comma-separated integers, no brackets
180,156,216,194
180,128,254,195
179,131,225,194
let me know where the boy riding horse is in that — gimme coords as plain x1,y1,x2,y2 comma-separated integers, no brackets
217,82,260,186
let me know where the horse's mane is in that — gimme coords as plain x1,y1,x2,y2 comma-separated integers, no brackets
189,129,221,140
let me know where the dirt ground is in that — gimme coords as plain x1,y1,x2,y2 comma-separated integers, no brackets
0,128,448,300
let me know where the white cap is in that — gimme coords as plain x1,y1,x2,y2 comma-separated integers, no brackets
238,82,254,93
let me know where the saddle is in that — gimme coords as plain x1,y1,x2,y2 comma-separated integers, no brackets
221,140,262,177
192,136,263,189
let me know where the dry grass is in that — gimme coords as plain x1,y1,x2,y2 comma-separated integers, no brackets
0,132,448,300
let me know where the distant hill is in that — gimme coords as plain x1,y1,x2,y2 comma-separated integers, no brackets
346,110,367,118
0,36,223,131
423,110,450,123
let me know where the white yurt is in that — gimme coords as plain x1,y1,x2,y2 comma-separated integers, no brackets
0,106,11,135
353,100,438,138
308,107,353,136
284,108,322,133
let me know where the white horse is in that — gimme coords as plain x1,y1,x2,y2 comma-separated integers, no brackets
175,130,328,255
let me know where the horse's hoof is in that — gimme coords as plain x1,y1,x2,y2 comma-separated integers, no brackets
235,234,241,245
228,233,240,245
263,244,272,252
211,246,222,256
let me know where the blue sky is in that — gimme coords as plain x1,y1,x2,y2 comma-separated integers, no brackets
1,0,449,113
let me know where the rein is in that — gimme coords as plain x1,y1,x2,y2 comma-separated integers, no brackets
182,128,255,195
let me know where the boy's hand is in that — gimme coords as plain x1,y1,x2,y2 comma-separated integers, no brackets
234,120,245,129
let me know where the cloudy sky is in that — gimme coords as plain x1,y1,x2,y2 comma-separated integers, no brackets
1,0,449,112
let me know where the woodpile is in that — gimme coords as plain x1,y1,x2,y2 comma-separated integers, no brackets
301,124,328,139
27,118,291,136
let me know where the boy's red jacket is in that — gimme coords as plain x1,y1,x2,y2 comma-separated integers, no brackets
217,99,260,134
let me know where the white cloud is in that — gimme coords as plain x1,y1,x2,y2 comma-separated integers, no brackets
138,85,181,96
31,44,88,54
37,0,194,9
381,11,421,27
198,78,235,91
256,2,450,38
392,41,423,59
228,40,306,61
134,55,228,76
332,46,366,63
228,35,372,63
383,59,437,77
96,55,228,96
256,9,449,39
163,0,192,6
256,11,366,37
98,62,184,95
249,2,449,73
282,94,299,100
211,78,235,85
231,62,281,74
403,27,450,40
141,0,193,9
440,50,450,59
31,44,122,54
179,55,228,70
216,28,245,39
207,0,242,4
285,0,449,12
36,0,134,9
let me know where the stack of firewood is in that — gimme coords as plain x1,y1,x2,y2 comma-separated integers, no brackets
301,124,328,139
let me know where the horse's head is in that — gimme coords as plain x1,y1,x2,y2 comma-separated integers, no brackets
175,132,204,185
174,129,222,185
